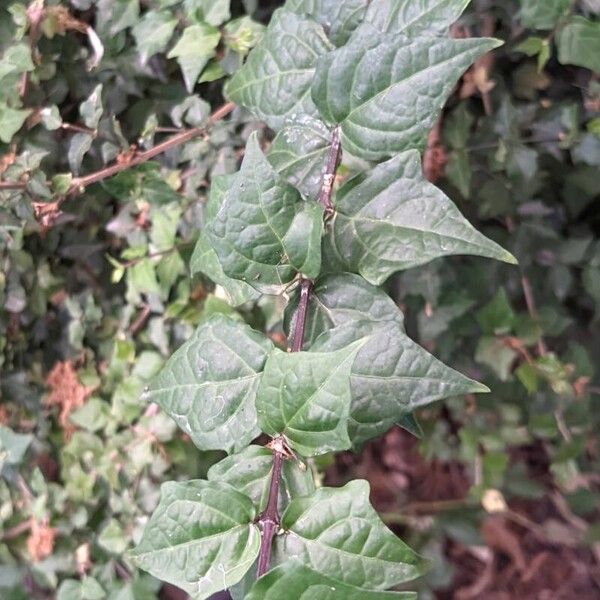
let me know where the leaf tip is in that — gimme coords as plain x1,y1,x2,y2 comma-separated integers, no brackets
502,250,519,265
472,381,491,394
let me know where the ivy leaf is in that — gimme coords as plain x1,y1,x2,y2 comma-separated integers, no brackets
0,43,34,81
185,0,232,26
285,0,369,46
80,84,103,129
168,24,221,92
0,103,31,143
130,480,260,599
324,151,516,285
275,480,423,589
518,0,570,30
268,115,333,201
68,133,94,174
299,274,489,447
557,17,600,74
365,0,470,36
207,133,324,294
246,562,416,600
0,425,33,467
225,9,332,130
207,445,315,512
311,26,502,159
142,314,272,454
132,11,178,64
256,341,364,456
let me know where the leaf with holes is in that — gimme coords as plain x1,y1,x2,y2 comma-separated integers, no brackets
142,314,272,454
130,480,259,599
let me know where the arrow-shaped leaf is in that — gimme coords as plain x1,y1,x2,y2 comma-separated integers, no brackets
130,480,259,599
256,341,364,456
311,26,501,159
365,0,471,36
207,133,324,294
142,314,272,454
274,480,423,589
226,9,332,130
292,274,489,447
324,151,516,285
246,562,416,599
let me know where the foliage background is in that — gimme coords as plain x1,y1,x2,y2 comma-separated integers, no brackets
1,0,599,598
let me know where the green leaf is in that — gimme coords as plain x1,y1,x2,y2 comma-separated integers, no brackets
476,288,515,334
40,105,62,130
0,103,31,143
185,0,232,26
207,133,324,294
132,11,178,64
142,314,272,454
207,445,315,511
246,562,416,599
223,16,266,55
445,149,471,197
80,84,103,129
0,425,33,467
284,271,405,348
365,0,470,36
324,151,516,285
285,0,369,46
557,17,600,74
268,115,333,201
168,24,221,92
256,341,364,456
97,0,140,37
0,43,34,81
191,174,260,305
130,480,259,599
56,577,106,600
68,133,94,174
275,480,423,589
69,398,110,432
518,0,570,30
225,9,332,130
300,274,489,446
98,519,128,554
191,234,260,306
311,26,501,159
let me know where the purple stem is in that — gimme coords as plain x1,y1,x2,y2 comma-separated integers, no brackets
255,126,343,579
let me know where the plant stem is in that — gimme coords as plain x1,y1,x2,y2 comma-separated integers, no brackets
318,127,342,215
290,279,313,352
68,102,236,194
0,102,236,196
256,447,284,577
255,126,343,579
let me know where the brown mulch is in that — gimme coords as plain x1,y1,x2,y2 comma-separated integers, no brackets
325,427,600,599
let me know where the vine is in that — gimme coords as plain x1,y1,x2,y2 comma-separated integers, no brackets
130,1,516,598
